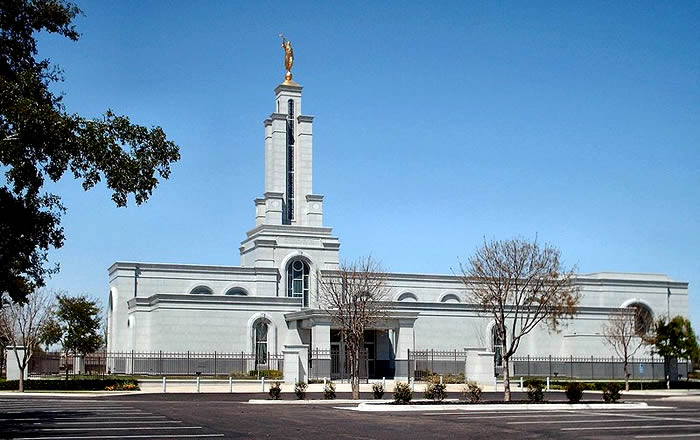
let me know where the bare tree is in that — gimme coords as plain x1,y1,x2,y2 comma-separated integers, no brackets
603,309,645,391
0,289,55,392
458,237,580,402
318,256,389,400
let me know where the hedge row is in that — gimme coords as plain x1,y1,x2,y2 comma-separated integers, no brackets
0,378,139,391
548,380,700,391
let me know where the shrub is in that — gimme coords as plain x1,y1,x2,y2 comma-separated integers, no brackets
525,379,545,402
423,375,448,401
323,381,336,400
602,383,621,403
393,381,413,404
294,381,307,400
372,382,385,399
564,382,585,403
249,369,283,379
268,382,282,400
0,378,139,391
461,381,482,403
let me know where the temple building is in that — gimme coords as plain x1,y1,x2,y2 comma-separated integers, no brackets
107,56,689,382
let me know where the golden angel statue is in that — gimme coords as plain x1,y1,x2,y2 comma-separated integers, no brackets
280,34,294,81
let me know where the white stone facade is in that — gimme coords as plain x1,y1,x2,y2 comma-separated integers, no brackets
107,78,689,380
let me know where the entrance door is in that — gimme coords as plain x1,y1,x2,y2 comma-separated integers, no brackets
364,330,376,379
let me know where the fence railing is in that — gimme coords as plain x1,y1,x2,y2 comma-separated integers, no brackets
510,355,691,381
29,351,283,377
409,349,468,381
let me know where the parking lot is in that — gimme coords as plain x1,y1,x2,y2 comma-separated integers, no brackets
0,393,699,439
0,397,224,439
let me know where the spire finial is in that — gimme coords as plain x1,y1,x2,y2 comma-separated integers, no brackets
280,33,294,82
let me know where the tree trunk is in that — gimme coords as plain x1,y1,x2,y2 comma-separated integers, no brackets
18,367,24,392
503,355,511,402
351,349,360,400
623,360,629,392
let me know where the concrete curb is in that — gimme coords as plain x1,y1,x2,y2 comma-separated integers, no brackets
0,391,140,398
349,401,668,412
248,399,379,404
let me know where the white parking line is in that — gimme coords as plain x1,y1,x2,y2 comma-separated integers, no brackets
563,424,700,431
50,416,168,421
636,434,700,439
510,418,662,425
32,420,183,425
35,426,203,432
14,435,225,440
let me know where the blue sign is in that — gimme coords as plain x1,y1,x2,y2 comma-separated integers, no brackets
639,364,644,374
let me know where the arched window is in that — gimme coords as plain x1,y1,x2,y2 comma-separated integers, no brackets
254,320,269,366
440,293,460,303
628,303,654,335
397,292,418,302
225,287,248,296
491,325,504,367
287,259,310,307
190,286,213,295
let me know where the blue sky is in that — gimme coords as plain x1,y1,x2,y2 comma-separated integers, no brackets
37,1,699,329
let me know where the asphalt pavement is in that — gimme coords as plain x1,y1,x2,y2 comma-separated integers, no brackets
0,392,698,439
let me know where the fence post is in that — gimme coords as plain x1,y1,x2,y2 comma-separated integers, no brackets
570,355,573,378
549,355,552,378
527,354,530,377
241,351,244,375
131,350,134,375
520,376,523,389
229,376,233,393
214,351,217,376
652,354,655,380
591,355,594,379
546,376,550,391
431,349,434,374
162,376,166,393
196,376,200,393
262,377,265,392
611,356,614,379
407,349,411,383
187,351,190,376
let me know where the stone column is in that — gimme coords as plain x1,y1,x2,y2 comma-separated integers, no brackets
5,346,28,381
74,354,84,375
394,319,415,381
465,349,495,386
310,319,331,379
283,344,309,384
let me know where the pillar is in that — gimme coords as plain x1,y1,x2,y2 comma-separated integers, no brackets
394,319,415,381
465,349,495,386
5,346,28,381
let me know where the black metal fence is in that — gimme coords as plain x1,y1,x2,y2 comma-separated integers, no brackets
29,351,283,377
308,348,368,382
511,355,691,380
409,349,468,381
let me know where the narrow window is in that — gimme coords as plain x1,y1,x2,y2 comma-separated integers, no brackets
285,99,295,223
492,325,504,367
254,320,268,366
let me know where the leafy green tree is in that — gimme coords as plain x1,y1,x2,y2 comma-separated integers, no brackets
648,316,700,364
0,0,180,305
39,316,63,351
55,294,102,357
